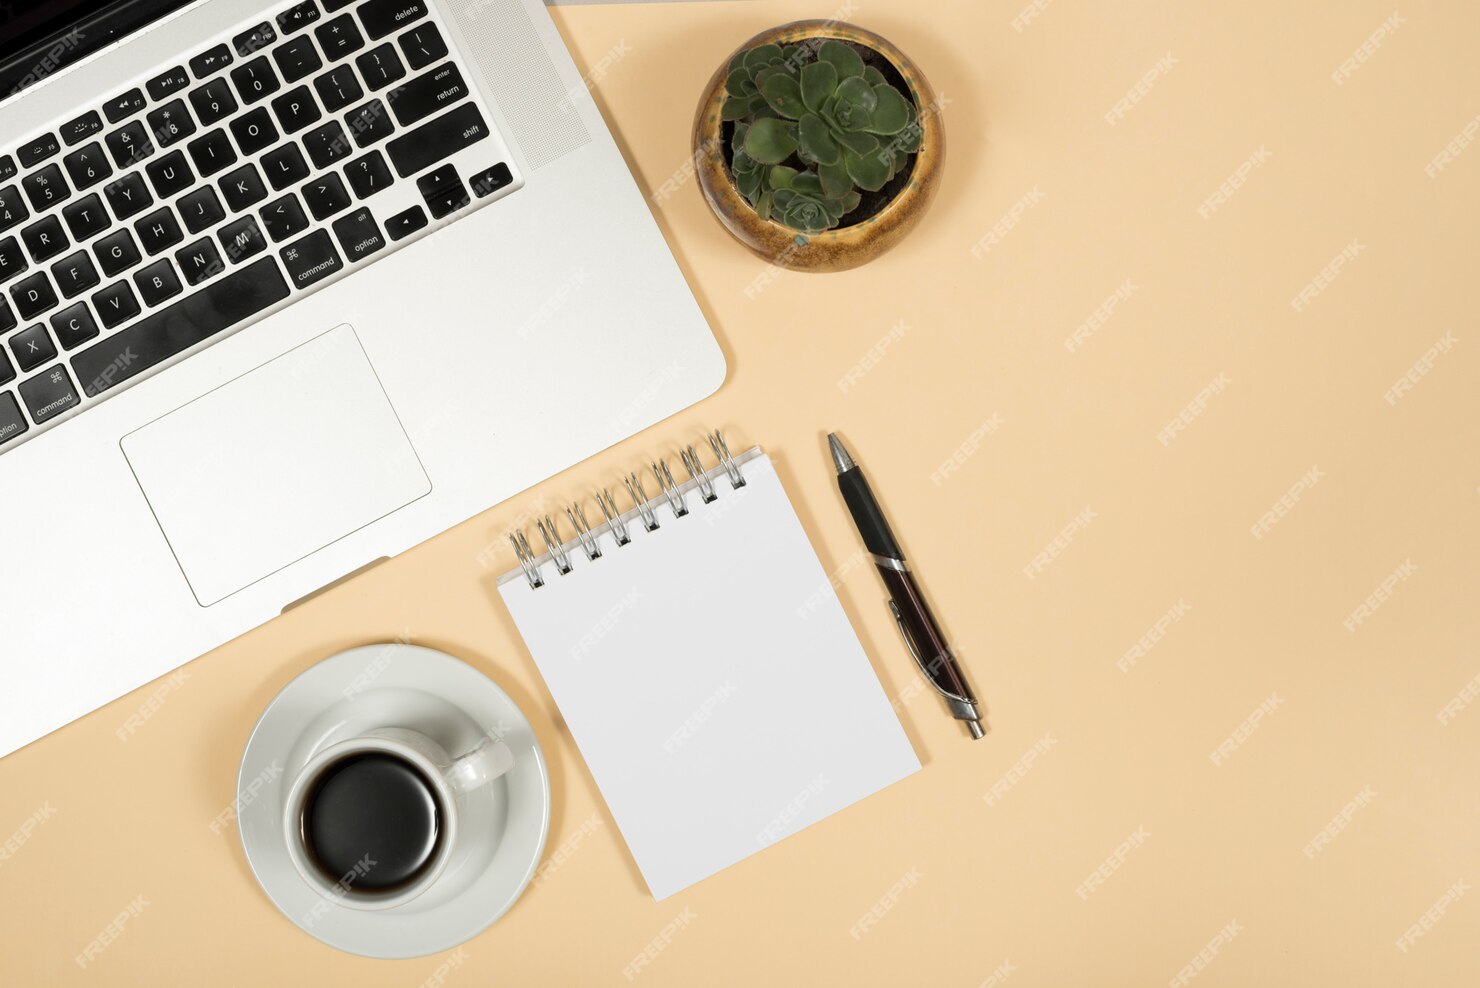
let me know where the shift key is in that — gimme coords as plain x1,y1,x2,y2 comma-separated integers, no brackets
387,102,488,178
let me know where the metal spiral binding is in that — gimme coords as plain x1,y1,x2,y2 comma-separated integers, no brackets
508,530,545,589
708,430,746,489
624,472,660,532
537,515,572,574
597,487,631,546
652,460,688,518
682,445,717,502
565,503,602,560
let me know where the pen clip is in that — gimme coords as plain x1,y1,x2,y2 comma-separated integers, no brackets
889,599,972,704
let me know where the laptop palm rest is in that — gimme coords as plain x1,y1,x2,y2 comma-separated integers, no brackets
121,325,431,606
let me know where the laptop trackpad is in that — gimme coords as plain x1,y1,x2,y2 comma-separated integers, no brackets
122,325,431,606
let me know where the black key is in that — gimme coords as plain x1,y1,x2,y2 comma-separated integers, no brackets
189,79,239,125
260,194,308,242
52,251,99,298
146,100,196,148
416,163,466,219
22,164,70,212
0,236,26,282
190,44,234,79
179,186,225,233
316,15,366,61
220,163,268,212
388,62,467,126
51,301,99,349
134,258,183,306
19,363,80,423
0,156,14,181
74,256,290,395
0,185,28,232
135,207,183,256
103,89,147,123
345,150,392,199
62,142,112,190
176,238,224,286
94,229,141,277
262,143,310,190
356,44,405,91
302,173,351,220
344,98,394,147
61,111,104,146
471,162,513,198
11,324,56,371
11,273,58,320
273,35,324,84
0,295,13,334
234,23,277,57
92,280,141,328
359,0,427,41
230,107,280,156
271,86,323,133
279,0,322,34
19,133,61,168
187,128,238,177
0,391,24,446
218,215,266,263
314,65,363,112
279,229,342,289
61,194,110,241
303,121,352,168
387,102,488,178
231,56,282,105
105,121,154,168
398,23,445,71
21,216,68,263
324,0,356,10
104,172,153,221
331,206,385,262
0,347,10,386
146,66,190,102
145,150,194,199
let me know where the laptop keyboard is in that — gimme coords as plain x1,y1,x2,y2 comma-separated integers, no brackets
0,0,517,454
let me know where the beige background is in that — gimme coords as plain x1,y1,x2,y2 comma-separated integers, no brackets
3,0,1478,984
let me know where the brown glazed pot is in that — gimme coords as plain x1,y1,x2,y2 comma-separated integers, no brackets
692,21,944,273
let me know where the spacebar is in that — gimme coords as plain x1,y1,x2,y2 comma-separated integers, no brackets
72,257,291,397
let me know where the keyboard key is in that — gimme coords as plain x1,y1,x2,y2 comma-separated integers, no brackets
471,162,513,197
104,173,153,220
134,258,183,306
52,251,100,298
279,228,342,289
176,238,224,286
278,1,322,34
324,0,356,10
344,98,394,147
61,194,110,241
61,111,103,146
51,301,99,349
388,62,467,126
416,163,467,219
18,133,61,169
345,150,392,199
260,194,308,242
0,185,28,232
234,23,277,57
145,150,194,199
221,163,268,212
11,324,56,372
189,79,239,125
229,107,280,156
146,66,190,102
304,121,352,168
0,392,23,445
359,0,427,41
187,128,238,177
104,88,148,123
74,256,290,395
147,99,196,147
11,272,59,321
272,86,323,133
398,23,445,71
218,216,267,263
302,174,351,220
316,16,366,61
273,35,324,84
190,44,235,79
314,65,363,112
95,229,141,277
19,364,80,423
22,164,70,212
356,44,405,91
331,206,385,261
21,216,68,263
231,56,282,104
105,120,154,168
0,156,13,182
179,186,225,234
62,143,111,190
262,143,310,190
0,295,13,334
0,236,26,282
387,102,488,178
135,208,184,256
92,280,141,328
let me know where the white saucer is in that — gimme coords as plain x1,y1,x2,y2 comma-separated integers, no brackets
237,644,550,958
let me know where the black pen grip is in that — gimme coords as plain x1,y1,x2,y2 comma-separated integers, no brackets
838,467,904,560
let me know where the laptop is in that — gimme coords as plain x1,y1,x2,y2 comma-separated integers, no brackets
0,0,726,757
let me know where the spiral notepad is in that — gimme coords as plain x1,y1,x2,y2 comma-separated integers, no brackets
497,432,920,899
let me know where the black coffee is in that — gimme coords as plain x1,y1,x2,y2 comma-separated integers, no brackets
302,753,443,894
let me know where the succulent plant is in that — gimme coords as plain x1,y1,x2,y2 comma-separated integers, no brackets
722,39,922,236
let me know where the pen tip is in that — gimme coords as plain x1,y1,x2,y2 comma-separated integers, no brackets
827,434,855,474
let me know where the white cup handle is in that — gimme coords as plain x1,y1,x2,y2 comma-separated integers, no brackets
443,737,515,795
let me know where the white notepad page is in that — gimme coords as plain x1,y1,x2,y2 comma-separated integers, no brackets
499,449,920,899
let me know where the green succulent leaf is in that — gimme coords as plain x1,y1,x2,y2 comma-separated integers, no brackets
755,189,773,221
791,171,824,195
725,68,752,96
818,40,864,80
800,61,838,114
769,165,799,189
832,75,878,129
761,73,806,119
797,113,840,166
834,130,879,156
729,52,747,75
866,84,910,135
781,44,806,65
744,44,783,70
743,116,799,164
840,189,862,214
736,164,763,199
818,156,851,198
746,92,770,115
721,97,751,121
772,188,796,208
862,65,887,87
845,144,890,191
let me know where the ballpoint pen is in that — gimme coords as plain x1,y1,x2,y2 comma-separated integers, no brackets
828,433,985,740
